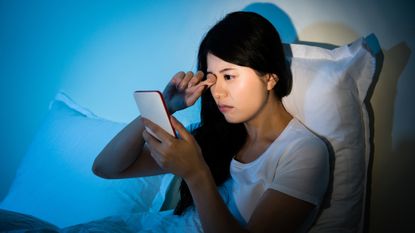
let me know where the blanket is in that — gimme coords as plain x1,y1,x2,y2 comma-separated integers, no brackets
0,208,203,233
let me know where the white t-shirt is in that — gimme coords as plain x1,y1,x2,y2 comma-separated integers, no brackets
228,118,330,231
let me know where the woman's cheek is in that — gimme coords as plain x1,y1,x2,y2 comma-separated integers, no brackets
233,85,263,118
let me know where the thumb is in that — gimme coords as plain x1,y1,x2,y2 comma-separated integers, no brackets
170,116,193,142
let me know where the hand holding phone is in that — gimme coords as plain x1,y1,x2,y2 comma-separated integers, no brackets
133,91,176,140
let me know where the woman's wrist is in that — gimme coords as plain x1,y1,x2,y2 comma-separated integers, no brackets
166,104,176,115
184,165,213,190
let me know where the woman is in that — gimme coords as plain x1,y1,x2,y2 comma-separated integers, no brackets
93,11,329,233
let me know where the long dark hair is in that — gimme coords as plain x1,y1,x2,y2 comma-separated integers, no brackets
174,11,292,215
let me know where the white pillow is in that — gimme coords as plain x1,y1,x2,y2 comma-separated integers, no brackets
0,92,173,228
282,36,378,233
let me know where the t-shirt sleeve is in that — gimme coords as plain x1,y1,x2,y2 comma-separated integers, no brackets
268,137,330,206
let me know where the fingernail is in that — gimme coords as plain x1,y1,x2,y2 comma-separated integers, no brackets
208,77,216,83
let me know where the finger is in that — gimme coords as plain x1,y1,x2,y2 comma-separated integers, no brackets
188,71,204,88
206,73,217,84
190,75,216,91
142,118,174,142
142,129,162,152
148,150,163,168
185,76,216,105
170,116,194,142
172,71,186,83
171,71,186,89
163,71,185,95
186,84,206,106
178,71,193,90
143,134,164,166
143,128,174,170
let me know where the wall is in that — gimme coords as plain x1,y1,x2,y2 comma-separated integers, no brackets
0,0,414,232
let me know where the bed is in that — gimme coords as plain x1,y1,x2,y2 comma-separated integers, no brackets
0,35,381,233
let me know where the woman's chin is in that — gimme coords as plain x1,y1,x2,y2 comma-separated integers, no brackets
223,115,243,124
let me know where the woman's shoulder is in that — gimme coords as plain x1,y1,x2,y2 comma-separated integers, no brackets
285,118,326,147
280,118,329,160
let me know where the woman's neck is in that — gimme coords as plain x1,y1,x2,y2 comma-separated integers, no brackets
243,96,292,144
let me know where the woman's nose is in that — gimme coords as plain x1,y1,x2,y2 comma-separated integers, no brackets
211,79,227,99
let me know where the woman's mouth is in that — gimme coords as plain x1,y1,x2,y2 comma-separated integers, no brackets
218,104,234,113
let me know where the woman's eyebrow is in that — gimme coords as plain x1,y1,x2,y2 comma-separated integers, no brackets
219,68,235,73
207,68,236,74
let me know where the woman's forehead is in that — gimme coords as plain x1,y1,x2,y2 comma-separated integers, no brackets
207,53,241,72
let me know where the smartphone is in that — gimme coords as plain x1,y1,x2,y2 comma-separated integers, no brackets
133,90,176,140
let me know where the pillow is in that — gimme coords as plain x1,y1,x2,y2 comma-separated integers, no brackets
282,35,379,233
0,92,174,228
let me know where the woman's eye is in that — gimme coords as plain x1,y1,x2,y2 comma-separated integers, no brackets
224,74,234,80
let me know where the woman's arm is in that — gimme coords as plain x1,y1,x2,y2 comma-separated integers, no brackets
186,167,314,233
186,168,248,233
92,115,165,178
247,190,314,233
92,71,214,179
142,117,314,233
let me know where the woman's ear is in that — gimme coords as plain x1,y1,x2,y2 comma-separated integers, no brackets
266,74,278,90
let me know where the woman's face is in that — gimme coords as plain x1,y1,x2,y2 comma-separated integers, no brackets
207,53,275,123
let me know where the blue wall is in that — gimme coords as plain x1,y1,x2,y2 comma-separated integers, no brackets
0,0,218,197
0,1,298,198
